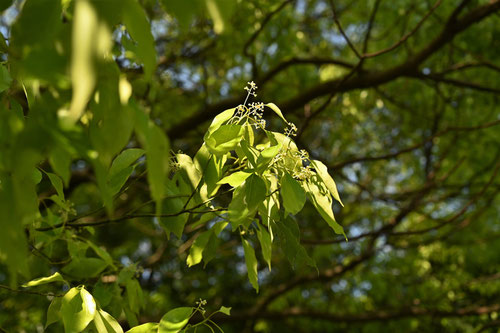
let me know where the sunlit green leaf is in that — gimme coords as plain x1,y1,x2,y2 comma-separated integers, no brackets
126,322,158,333
311,160,343,207
22,272,66,287
187,230,213,267
61,287,96,333
158,307,193,333
217,170,252,187
256,226,272,270
281,173,306,215
242,238,259,292
218,306,231,316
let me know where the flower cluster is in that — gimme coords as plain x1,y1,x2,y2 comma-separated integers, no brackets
169,151,181,172
231,101,266,129
284,122,297,137
244,81,258,97
195,298,207,314
293,165,314,180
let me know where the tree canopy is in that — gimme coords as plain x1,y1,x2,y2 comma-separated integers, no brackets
1,0,500,332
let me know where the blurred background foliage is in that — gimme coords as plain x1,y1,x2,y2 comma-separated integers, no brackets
0,0,500,332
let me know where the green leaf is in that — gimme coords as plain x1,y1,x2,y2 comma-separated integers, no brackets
280,173,306,215
90,66,134,166
274,219,316,269
109,148,145,178
62,257,108,279
256,142,282,171
205,0,235,34
134,105,170,212
304,177,346,238
228,186,255,229
176,153,202,190
122,0,157,78
202,231,219,267
159,194,188,239
160,0,203,30
186,230,213,267
94,308,124,333
107,148,145,195
46,172,65,200
310,160,344,207
22,272,66,287
242,238,259,293
158,307,193,333
86,240,116,269
126,322,159,333
0,64,12,92
239,140,259,168
46,297,62,328
58,0,100,127
49,145,72,186
217,170,252,187
218,306,231,316
204,108,236,136
0,175,29,277
194,144,227,198
265,103,288,124
125,278,144,314
61,287,96,333
244,174,267,210
256,226,272,270
31,168,42,185
205,124,245,155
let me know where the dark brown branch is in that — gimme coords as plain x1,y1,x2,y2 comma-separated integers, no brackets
412,72,500,94
363,0,442,58
0,284,63,297
216,303,500,323
35,208,225,231
328,0,362,59
362,0,382,54
168,0,500,141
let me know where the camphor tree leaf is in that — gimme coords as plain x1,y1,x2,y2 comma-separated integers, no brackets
242,238,259,293
126,322,159,333
59,0,110,128
304,176,346,238
134,104,170,213
49,145,72,186
22,272,66,287
205,124,245,155
93,308,124,333
204,0,235,34
256,225,272,270
62,257,108,279
265,103,288,124
244,173,267,211
61,287,96,333
228,185,255,228
108,148,145,178
158,307,193,333
204,108,236,136
46,297,62,328
46,172,65,200
122,0,157,78
310,160,344,207
280,172,306,215
107,148,145,196
217,170,252,187
218,306,232,316
273,218,316,269
0,64,12,92
187,230,213,267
